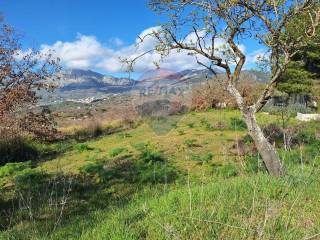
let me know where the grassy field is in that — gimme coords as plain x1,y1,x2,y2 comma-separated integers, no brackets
1,110,320,239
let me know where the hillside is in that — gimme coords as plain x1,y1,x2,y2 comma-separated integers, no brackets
40,68,268,104
1,110,320,239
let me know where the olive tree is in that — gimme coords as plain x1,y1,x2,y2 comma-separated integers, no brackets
125,0,320,176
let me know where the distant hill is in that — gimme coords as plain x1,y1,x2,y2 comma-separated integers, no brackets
61,69,135,91
40,68,269,104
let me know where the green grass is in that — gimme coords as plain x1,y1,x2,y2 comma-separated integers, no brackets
1,110,320,239
109,146,128,157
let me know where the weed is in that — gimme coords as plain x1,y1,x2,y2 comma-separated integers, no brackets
230,117,247,130
214,164,239,178
191,152,214,162
171,122,178,128
177,129,185,135
187,122,195,128
184,139,199,147
0,161,31,178
200,118,214,131
135,143,164,163
0,137,39,165
117,132,132,139
244,155,267,174
74,143,93,153
109,147,127,157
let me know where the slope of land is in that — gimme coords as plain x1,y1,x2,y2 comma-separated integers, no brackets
1,110,320,239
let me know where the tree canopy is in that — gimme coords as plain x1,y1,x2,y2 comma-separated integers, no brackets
278,6,320,95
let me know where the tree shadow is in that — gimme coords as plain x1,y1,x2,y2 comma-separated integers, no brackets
0,153,179,238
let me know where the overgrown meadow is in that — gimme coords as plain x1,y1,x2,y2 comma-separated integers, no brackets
1,109,320,239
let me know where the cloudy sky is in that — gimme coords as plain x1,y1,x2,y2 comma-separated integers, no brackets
1,0,266,78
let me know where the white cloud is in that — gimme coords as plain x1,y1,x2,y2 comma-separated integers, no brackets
41,34,111,69
40,26,258,74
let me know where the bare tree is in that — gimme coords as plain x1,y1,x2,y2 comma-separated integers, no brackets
125,0,320,176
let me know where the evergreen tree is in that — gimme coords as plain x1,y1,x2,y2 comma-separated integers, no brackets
278,6,320,96
278,61,314,95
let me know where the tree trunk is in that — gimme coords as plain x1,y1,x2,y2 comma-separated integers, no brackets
243,109,284,177
227,84,284,177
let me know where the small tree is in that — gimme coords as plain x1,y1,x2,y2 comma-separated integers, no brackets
278,8,320,98
277,61,314,97
0,20,60,141
126,0,320,176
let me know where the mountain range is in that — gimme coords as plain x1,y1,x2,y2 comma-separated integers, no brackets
40,68,269,104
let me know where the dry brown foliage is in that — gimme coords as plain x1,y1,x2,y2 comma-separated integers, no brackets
191,75,264,110
0,20,60,141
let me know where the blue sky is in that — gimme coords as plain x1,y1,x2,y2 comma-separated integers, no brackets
1,0,158,46
1,0,264,77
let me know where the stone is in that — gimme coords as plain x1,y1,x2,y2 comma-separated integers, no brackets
296,112,320,122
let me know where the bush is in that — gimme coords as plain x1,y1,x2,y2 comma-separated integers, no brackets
136,161,177,184
139,148,164,164
0,137,39,166
14,168,49,186
0,161,31,178
200,118,214,131
229,117,247,130
262,124,283,146
293,127,317,145
131,143,176,184
74,143,93,153
80,161,108,183
72,121,106,141
133,142,165,163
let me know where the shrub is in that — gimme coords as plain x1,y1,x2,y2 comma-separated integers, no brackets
202,152,214,162
200,118,214,131
191,77,263,110
73,122,104,141
0,137,39,166
242,134,254,144
74,143,93,153
0,161,31,178
262,124,283,146
14,168,48,186
80,161,107,183
293,127,317,145
133,142,164,163
230,117,247,130
136,161,177,184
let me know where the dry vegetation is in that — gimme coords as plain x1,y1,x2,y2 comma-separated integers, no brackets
191,76,264,111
